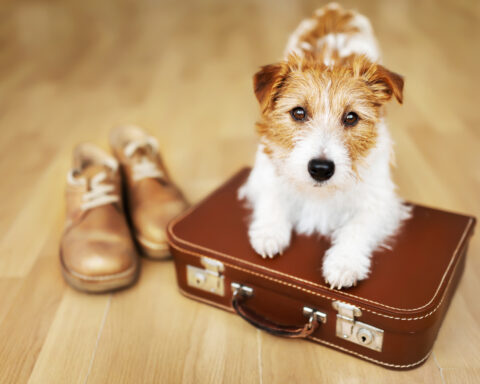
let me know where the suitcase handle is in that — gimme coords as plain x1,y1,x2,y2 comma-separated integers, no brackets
231,283,326,338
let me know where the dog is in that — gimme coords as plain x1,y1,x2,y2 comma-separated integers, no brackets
239,3,411,289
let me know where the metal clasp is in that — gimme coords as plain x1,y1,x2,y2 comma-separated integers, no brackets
332,301,384,352
303,306,327,326
187,257,225,296
231,282,254,297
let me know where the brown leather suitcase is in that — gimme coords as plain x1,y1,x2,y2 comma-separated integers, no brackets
167,168,476,369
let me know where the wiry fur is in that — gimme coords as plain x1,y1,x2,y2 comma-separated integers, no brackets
239,3,411,289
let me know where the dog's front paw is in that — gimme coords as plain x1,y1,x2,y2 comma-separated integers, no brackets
248,221,291,259
322,246,371,289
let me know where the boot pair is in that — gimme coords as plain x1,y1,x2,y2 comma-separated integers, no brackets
60,126,188,292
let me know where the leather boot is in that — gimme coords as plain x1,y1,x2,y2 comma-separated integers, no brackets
60,143,139,292
110,126,188,259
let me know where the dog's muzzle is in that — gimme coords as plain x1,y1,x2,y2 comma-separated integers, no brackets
308,159,335,182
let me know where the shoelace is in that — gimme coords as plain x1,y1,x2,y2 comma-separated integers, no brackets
81,171,119,211
123,138,165,182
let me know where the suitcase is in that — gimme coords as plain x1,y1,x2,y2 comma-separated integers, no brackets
167,168,476,369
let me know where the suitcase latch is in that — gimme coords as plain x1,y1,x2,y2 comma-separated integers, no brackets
332,301,384,352
187,257,225,296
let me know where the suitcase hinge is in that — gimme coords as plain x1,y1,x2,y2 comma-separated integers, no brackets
187,257,225,296
332,301,384,352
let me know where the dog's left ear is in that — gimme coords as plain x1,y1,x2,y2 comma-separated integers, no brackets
253,62,290,112
361,62,404,104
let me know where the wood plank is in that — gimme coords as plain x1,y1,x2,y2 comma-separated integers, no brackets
0,227,65,383
0,278,22,327
443,367,480,384
433,243,480,369
259,331,444,383
0,155,66,277
87,261,260,384
27,291,111,384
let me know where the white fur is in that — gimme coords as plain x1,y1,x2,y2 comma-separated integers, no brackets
240,117,410,289
284,19,318,58
240,6,409,289
241,6,409,289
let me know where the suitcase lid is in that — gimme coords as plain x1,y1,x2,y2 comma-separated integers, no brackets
168,168,476,319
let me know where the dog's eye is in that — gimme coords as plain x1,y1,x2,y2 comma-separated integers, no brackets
291,107,307,121
343,112,359,127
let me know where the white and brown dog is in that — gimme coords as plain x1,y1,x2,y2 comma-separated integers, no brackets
239,3,410,289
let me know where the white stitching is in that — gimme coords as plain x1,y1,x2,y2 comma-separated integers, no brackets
167,170,474,313
170,223,470,311
308,336,431,368
169,240,463,321
169,213,472,312
177,286,432,369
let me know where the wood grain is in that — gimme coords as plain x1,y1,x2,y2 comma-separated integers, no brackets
0,0,478,383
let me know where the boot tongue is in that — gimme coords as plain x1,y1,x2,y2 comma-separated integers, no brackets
123,137,158,161
81,164,109,180
129,146,153,162
75,164,115,189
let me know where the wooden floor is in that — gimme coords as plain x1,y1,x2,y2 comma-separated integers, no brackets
0,0,479,382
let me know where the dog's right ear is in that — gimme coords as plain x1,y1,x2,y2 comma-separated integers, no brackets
253,63,289,113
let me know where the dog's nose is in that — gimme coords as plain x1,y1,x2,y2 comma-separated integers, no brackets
308,159,335,182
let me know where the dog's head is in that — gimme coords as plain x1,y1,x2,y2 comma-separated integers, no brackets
253,54,403,192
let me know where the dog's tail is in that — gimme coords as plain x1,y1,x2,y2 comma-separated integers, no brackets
284,3,380,65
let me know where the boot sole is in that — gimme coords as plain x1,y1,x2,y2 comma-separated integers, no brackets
60,254,139,293
136,235,172,260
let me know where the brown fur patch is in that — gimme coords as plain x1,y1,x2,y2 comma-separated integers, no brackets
253,63,290,113
357,62,404,104
253,3,404,168
298,4,359,50
343,114,378,167
253,54,403,167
